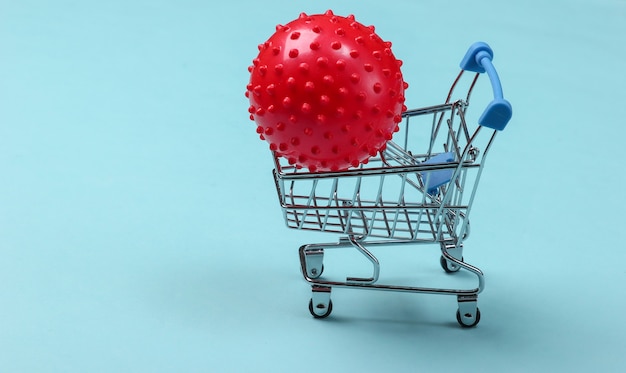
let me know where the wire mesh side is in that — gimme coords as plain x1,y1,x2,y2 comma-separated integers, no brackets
277,163,475,241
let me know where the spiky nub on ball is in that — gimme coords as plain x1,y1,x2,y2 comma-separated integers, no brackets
246,10,408,172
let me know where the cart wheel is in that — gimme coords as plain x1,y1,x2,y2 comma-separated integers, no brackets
308,298,333,319
440,255,463,273
456,307,481,328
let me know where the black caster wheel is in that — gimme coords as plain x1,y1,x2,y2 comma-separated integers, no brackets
440,255,463,273
456,307,481,328
308,298,333,319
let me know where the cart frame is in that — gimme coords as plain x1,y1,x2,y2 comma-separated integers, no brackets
271,42,512,327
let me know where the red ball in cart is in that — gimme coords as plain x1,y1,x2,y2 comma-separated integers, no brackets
246,10,408,172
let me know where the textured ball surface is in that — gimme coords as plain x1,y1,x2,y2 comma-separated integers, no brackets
246,10,408,172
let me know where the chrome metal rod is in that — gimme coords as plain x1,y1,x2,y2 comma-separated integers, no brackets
299,238,484,296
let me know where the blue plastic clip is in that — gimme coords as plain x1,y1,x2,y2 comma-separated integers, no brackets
421,152,455,195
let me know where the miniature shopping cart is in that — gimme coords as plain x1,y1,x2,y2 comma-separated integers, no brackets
272,42,512,327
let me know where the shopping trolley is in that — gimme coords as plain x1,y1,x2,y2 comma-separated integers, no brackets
272,42,512,327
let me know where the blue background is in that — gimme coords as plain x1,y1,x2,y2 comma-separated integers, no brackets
1,0,625,371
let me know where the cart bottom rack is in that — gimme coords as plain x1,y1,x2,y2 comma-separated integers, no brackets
300,237,484,327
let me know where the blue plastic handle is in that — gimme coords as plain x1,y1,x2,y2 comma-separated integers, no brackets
459,42,512,130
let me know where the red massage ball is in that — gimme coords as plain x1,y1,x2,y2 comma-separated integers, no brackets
246,10,408,172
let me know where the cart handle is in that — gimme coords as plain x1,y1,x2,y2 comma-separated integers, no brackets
460,42,512,130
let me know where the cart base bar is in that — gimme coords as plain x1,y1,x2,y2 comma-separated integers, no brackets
299,237,484,327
